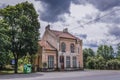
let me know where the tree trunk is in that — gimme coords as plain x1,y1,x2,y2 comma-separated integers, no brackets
14,58,18,73
30,56,34,72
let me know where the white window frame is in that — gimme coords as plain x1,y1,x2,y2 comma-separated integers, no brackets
48,55,54,68
73,56,77,68
66,56,70,68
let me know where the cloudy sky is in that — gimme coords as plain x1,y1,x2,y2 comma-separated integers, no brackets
0,0,120,51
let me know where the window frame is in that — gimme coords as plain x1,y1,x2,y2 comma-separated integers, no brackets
72,56,77,68
66,56,70,68
61,42,66,52
70,43,75,53
48,55,54,69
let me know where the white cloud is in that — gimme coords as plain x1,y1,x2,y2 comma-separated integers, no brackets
1,0,120,51
70,3,99,19
39,3,119,50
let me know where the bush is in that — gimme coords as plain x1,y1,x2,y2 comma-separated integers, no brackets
86,57,96,69
95,56,106,69
106,59,120,70
86,56,106,69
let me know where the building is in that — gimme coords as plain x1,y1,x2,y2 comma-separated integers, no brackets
35,25,83,71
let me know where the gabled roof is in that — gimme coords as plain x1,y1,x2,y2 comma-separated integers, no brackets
38,40,56,51
51,30,78,40
44,25,81,40
39,25,81,51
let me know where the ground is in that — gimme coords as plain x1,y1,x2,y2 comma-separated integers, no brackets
0,70,120,80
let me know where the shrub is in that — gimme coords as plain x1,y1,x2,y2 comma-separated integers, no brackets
106,59,120,70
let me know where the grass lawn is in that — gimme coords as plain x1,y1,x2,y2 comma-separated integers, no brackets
0,69,23,74
0,65,23,74
0,69,14,74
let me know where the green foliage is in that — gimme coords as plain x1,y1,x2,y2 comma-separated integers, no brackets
0,52,13,69
18,53,31,66
86,57,96,69
84,45,117,70
0,19,11,68
117,43,120,57
106,59,120,70
0,20,10,52
97,45,114,60
83,48,95,68
0,53,8,68
0,1,40,73
86,56,106,69
95,56,106,69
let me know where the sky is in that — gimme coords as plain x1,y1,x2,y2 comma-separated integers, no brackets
0,0,120,51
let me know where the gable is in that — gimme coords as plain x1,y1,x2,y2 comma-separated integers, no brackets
38,40,56,51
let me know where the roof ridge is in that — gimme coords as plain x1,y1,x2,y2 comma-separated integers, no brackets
50,29,63,36
51,29,62,32
50,29,80,40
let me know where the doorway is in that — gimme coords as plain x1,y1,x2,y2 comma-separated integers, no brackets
60,56,64,69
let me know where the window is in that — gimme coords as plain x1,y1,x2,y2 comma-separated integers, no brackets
73,56,77,68
61,42,66,52
70,43,75,53
48,56,54,68
66,56,70,68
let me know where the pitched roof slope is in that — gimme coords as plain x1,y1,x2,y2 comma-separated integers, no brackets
51,30,77,39
38,40,56,50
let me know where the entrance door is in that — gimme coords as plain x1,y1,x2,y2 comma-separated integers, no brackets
60,56,64,69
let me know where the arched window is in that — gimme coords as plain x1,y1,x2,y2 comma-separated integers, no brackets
70,43,75,53
61,42,66,52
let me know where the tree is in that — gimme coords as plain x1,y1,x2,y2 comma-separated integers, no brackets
0,19,11,69
0,2,40,73
109,46,115,59
95,56,106,69
106,59,120,70
117,43,120,57
86,56,106,69
97,45,114,60
83,48,95,68
86,57,96,69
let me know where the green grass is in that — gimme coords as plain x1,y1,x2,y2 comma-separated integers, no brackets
0,69,24,74
0,65,24,74
0,70,14,74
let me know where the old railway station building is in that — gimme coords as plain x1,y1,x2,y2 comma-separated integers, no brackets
34,25,83,71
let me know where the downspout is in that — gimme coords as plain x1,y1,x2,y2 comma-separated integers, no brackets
56,50,59,70
56,37,60,71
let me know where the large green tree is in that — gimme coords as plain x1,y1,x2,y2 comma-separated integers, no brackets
0,2,40,73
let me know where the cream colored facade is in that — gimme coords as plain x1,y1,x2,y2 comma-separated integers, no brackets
35,25,83,70
58,38,83,69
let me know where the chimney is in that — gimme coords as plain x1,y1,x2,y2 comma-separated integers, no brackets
63,28,68,33
46,24,50,30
